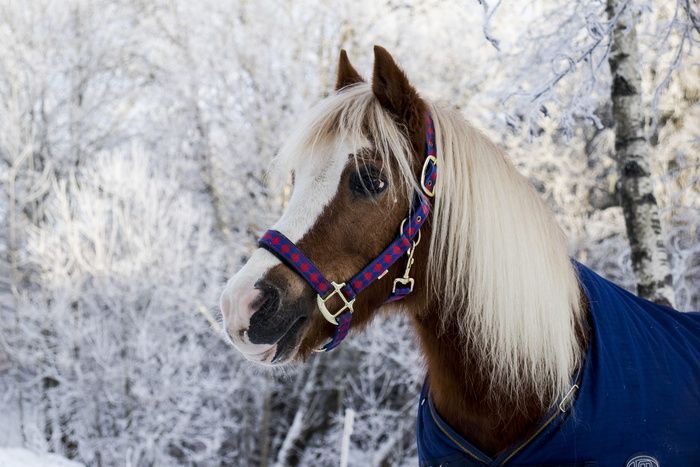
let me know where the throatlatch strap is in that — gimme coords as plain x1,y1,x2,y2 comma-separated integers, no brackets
385,284,413,303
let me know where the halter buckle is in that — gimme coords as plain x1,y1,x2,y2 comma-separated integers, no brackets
421,155,437,197
392,219,421,294
316,281,355,325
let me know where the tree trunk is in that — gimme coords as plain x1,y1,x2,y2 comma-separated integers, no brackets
606,0,676,307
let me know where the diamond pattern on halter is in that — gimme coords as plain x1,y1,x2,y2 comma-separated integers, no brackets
259,230,338,297
257,113,437,352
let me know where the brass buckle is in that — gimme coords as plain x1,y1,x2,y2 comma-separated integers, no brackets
316,281,355,325
392,277,415,294
421,155,437,197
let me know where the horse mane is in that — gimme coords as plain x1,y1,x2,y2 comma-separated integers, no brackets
275,83,584,403
427,103,583,402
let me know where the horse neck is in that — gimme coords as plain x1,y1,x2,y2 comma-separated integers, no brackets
408,297,550,456
403,109,589,453
406,248,589,455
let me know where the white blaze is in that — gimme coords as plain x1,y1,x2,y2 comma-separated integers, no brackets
220,141,358,362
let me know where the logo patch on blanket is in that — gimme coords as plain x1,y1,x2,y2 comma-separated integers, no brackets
625,455,659,467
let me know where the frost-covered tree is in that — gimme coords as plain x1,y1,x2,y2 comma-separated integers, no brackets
475,0,696,305
606,0,675,305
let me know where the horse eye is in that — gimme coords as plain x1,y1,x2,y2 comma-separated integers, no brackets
349,167,387,196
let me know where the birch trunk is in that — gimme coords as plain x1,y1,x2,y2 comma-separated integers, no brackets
606,0,676,307
339,408,355,467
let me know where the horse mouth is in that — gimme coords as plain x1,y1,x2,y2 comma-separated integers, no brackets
271,316,307,363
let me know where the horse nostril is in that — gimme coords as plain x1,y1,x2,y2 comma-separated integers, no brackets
252,280,281,315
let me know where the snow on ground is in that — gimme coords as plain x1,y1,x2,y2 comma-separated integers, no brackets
0,382,22,448
0,448,83,467
0,383,75,466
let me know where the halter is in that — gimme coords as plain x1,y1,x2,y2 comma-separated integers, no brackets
258,114,437,352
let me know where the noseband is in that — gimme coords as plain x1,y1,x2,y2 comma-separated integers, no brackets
258,114,437,352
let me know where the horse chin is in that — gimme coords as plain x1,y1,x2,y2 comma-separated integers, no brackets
233,343,299,367
237,344,279,366
235,319,308,368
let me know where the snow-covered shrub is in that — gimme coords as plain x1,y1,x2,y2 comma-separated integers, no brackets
1,149,266,465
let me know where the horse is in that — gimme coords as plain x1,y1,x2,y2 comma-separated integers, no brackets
219,46,700,466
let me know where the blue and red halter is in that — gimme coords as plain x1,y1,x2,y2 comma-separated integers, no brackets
259,114,437,352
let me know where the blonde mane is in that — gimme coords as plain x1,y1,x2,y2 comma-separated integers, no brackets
276,83,584,402
428,103,583,402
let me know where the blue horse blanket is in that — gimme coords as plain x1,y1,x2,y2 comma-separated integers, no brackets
417,263,700,466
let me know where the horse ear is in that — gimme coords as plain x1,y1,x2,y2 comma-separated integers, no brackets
335,49,364,91
371,45,421,119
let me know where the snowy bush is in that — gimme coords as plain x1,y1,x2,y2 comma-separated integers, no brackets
2,149,267,465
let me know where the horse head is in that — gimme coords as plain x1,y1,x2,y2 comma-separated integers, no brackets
220,47,432,365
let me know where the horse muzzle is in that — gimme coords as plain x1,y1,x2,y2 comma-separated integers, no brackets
220,256,311,365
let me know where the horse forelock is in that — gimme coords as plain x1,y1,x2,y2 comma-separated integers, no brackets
273,83,419,202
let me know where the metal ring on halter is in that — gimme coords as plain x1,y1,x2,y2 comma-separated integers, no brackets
421,155,437,197
400,218,422,247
